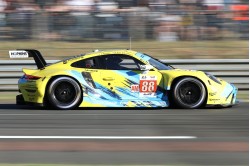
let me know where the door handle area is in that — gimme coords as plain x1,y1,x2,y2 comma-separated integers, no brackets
103,77,115,81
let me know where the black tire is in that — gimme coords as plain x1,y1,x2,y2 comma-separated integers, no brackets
172,77,206,109
47,77,82,110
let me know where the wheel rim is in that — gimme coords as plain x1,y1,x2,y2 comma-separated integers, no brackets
54,81,77,105
177,81,202,105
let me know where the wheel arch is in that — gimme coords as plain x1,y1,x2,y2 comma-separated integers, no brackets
169,76,208,106
43,75,83,106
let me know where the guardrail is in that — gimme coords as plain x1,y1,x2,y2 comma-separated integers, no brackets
0,59,248,91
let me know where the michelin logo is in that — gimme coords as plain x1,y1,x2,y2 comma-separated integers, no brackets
9,50,29,58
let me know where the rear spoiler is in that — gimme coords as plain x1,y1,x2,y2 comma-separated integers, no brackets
9,49,47,69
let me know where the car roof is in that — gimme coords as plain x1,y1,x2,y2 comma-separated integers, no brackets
71,49,138,61
85,49,138,56
51,49,141,67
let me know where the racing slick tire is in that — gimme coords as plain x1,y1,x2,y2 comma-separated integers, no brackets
47,77,82,110
172,77,206,109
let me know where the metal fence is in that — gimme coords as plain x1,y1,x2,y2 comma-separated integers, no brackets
0,59,248,91
0,2,248,41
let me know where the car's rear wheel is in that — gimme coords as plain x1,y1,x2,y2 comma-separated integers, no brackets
172,77,206,109
47,77,82,110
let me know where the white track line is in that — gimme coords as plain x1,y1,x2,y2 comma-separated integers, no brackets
0,136,197,139
0,114,190,116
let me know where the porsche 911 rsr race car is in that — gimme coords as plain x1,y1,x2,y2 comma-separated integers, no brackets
9,49,238,110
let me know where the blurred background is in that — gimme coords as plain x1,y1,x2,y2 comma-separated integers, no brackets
0,0,248,59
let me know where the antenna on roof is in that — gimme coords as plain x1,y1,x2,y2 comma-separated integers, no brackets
129,37,132,50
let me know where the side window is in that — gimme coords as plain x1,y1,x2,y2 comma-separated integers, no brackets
71,57,100,69
103,54,144,70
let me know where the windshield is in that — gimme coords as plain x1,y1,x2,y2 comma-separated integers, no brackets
148,58,173,70
140,53,173,70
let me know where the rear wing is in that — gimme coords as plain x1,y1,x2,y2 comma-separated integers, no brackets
9,49,47,69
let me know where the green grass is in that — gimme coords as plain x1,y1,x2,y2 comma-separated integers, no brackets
0,40,248,59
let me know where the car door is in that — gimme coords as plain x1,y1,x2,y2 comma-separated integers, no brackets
100,54,165,100
71,56,119,101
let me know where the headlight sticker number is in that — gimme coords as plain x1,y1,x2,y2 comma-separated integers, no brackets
139,75,157,97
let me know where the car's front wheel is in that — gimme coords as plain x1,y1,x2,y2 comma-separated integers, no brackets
172,77,206,109
47,77,82,110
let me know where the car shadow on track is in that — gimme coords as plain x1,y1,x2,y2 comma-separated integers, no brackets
0,103,240,110
0,104,168,110
0,104,35,110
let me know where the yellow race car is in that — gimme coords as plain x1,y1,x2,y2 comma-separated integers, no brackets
10,49,238,110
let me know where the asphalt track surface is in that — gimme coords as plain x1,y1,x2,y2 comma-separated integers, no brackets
0,103,248,165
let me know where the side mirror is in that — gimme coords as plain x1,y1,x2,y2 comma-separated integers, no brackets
140,65,154,71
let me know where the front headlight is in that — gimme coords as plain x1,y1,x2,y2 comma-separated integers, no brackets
205,72,221,84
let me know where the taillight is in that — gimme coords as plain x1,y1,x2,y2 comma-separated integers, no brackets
24,74,41,80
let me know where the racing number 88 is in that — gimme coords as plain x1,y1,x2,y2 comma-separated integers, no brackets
140,80,157,92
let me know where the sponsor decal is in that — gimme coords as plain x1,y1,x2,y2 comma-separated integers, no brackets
209,92,217,96
9,50,29,58
131,84,139,92
139,92,156,98
209,99,220,101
